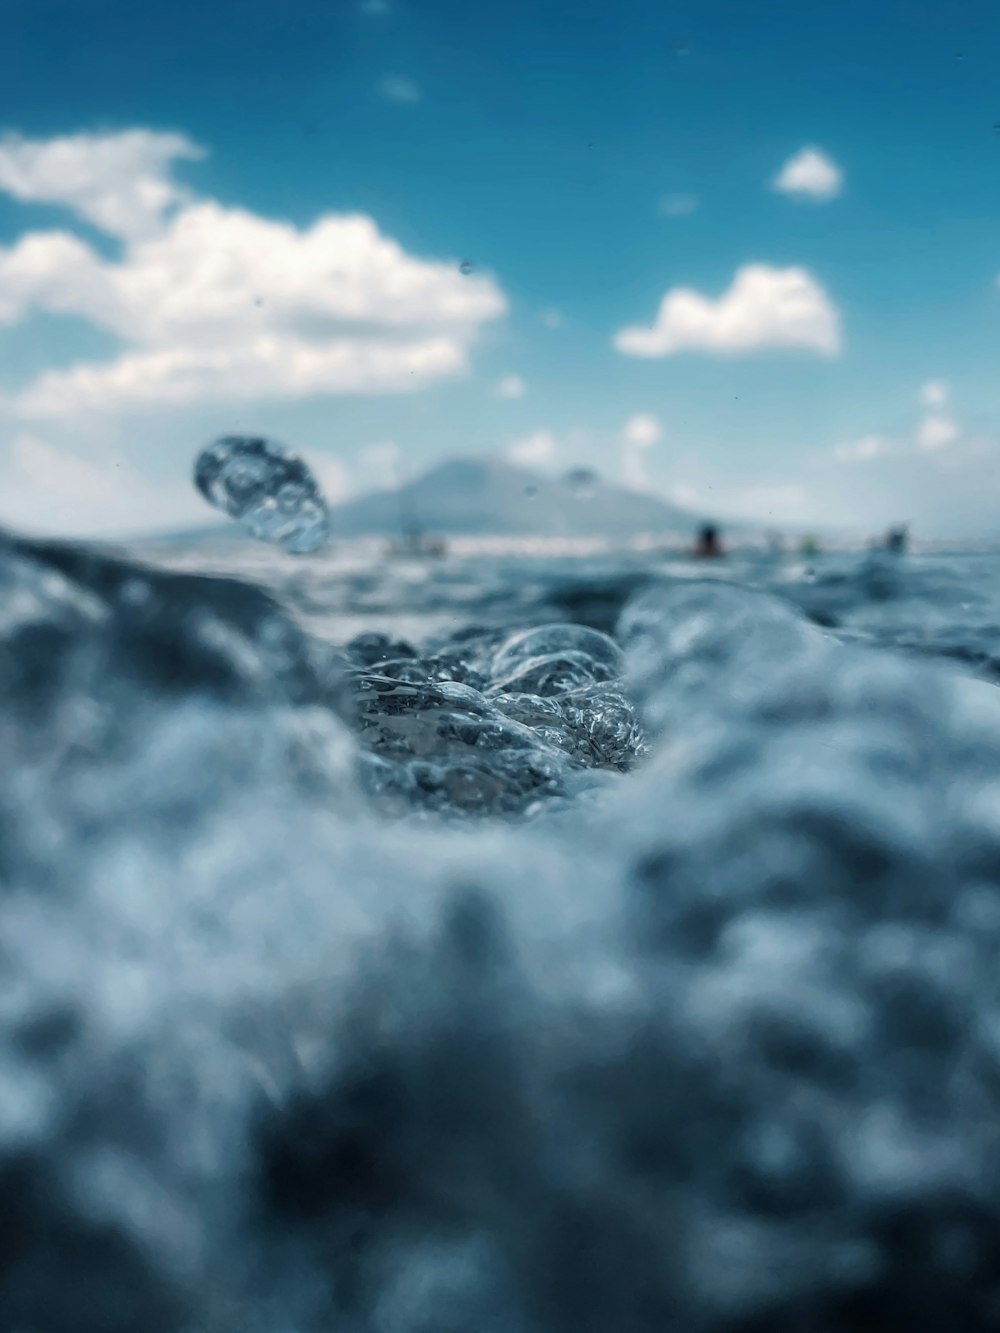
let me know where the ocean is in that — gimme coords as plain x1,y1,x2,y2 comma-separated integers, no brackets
5,527,1000,1330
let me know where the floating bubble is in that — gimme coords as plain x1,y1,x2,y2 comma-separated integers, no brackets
194,436,330,554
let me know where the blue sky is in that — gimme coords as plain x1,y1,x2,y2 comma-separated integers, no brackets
1,0,999,536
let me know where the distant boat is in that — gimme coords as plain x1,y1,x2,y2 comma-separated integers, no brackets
884,524,909,554
387,527,448,559
692,523,725,559
384,466,447,559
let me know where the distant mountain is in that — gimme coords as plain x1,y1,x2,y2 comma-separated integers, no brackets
329,456,716,539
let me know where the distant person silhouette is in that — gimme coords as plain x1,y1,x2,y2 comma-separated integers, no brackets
693,523,724,558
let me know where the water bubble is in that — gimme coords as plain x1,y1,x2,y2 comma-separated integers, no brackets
459,259,475,275
491,623,624,681
193,436,330,554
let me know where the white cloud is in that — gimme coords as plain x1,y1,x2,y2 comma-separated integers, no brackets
15,336,467,417
506,430,558,468
376,76,422,104
920,379,950,408
0,130,203,241
0,433,195,536
540,308,562,328
621,414,662,489
916,413,960,452
622,413,662,446
614,264,840,359
0,130,506,416
494,373,526,399
304,450,352,504
771,147,843,202
659,193,700,218
833,433,896,463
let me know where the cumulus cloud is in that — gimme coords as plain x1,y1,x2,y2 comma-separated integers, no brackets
614,265,840,359
304,450,352,504
834,381,966,467
494,374,526,399
0,130,506,416
376,76,422,103
771,147,843,202
622,413,662,447
0,129,204,241
506,430,558,468
832,434,896,463
621,413,662,489
659,193,700,218
916,414,960,452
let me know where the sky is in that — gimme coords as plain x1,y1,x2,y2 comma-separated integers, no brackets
1,0,999,537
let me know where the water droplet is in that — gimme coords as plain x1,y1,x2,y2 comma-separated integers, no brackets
459,259,474,275
193,436,330,554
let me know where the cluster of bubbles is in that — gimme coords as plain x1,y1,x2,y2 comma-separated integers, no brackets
7,504,1000,1328
337,620,645,818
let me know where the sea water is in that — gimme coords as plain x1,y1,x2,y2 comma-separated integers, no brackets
4,528,1000,1330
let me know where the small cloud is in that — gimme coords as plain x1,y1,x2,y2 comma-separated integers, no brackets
540,308,562,328
507,430,558,468
376,75,422,104
833,434,895,463
614,264,840,359
306,450,352,503
916,414,959,452
622,413,662,446
621,413,662,489
494,374,526,399
659,193,699,218
920,379,950,408
772,147,843,202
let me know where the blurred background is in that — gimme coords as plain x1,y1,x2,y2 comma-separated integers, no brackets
1,0,999,539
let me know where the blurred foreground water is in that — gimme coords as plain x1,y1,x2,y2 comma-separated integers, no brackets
5,529,1000,1330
